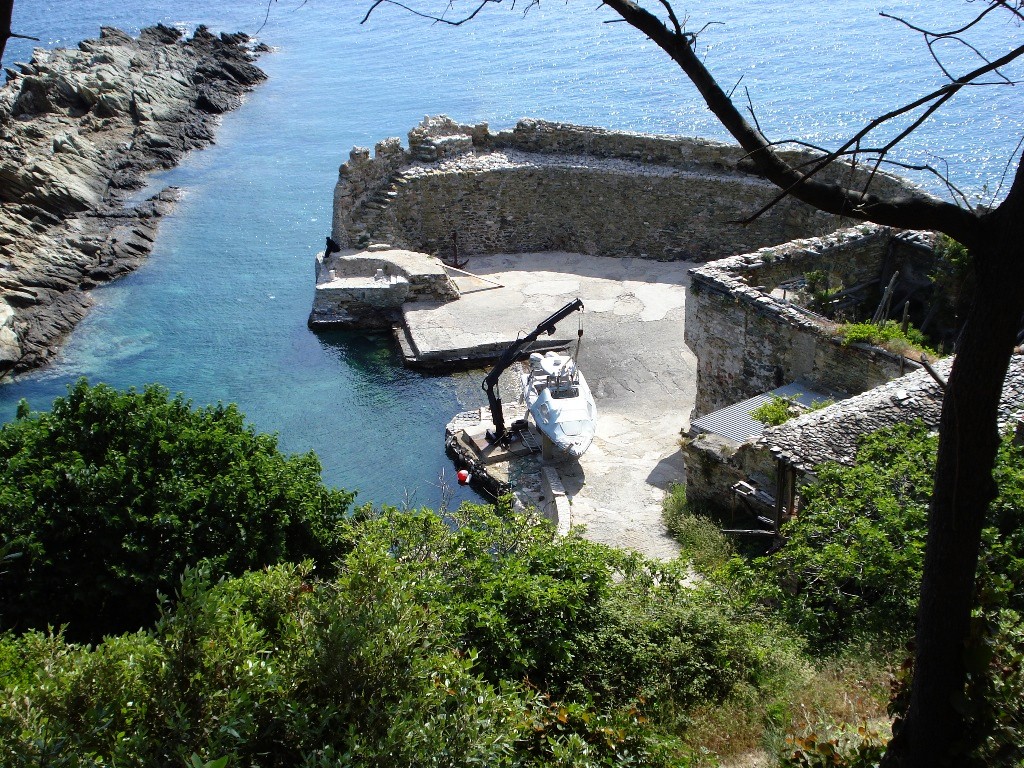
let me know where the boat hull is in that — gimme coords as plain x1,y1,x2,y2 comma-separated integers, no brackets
522,352,597,458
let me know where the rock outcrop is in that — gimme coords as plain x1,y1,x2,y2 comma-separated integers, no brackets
0,25,267,372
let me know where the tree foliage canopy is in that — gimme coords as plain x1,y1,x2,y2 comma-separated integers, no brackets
0,380,355,640
0,501,806,767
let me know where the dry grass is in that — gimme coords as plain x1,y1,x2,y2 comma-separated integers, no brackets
786,655,892,730
685,652,895,767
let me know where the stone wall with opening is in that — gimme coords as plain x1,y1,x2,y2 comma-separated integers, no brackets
685,225,934,417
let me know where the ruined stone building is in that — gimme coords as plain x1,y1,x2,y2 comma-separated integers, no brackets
682,228,1024,527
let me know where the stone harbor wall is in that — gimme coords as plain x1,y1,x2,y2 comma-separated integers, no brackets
685,225,922,417
331,116,924,263
309,246,458,329
0,25,266,372
324,116,935,410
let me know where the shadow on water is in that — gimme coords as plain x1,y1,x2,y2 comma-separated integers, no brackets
306,328,490,510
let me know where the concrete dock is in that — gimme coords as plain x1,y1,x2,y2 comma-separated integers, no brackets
413,252,696,560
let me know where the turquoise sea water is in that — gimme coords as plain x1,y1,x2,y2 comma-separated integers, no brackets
2,1,1021,505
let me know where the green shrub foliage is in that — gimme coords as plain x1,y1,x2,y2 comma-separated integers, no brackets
754,422,935,647
0,500,805,766
743,422,1024,765
837,320,934,355
751,395,799,426
351,500,799,715
749,422,1024,650
751,395,834,427
0,380,355,640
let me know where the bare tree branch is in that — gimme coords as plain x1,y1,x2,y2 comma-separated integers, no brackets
882,8,1018,86
363,0,1018,236
600,0,1022,239
656,0,681,35
256,0,275,34
988,133,1024,207
743,85,762,134
362,0,538,26
882,7,994,38
724,74,743,99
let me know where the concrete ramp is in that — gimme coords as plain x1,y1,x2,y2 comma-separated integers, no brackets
416,251,695,560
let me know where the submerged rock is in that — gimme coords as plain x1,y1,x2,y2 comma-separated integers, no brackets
0,24,267,373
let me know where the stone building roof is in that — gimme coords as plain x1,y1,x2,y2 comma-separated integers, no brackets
690,381,838,443
763,353,1024,473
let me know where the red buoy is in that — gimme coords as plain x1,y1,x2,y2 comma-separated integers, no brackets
457,469,470,485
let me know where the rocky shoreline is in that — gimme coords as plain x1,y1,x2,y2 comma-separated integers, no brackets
0,24,266,373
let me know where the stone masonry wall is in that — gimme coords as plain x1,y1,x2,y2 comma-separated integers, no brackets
382,159,836,261
309,247,458,329
685,225,919,417
332,116,925,262
728,226,892,291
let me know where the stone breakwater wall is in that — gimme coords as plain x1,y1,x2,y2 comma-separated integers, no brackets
0,25,266,372
310,247,459,329
332,116,921,263
685,224,926,417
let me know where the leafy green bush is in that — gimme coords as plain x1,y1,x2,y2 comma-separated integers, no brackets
720,421,1024,764
747,422,1024,651
751,395,834,427
754,422,935,648
352,500,803,739
959,608,1024,766
0,560,683,767
838,320,935,356
0,495,811,766
804,270,827,294
0,380,355,640
779,718,888,768
751,395,798,426
736,421,1024,764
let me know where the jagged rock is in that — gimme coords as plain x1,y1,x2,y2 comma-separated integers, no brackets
195,84,241,114
0,25,266,374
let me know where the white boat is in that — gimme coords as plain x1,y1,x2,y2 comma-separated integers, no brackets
522,351,597,458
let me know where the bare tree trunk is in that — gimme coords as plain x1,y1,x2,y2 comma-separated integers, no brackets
0,0,15,66
885,165,1024,767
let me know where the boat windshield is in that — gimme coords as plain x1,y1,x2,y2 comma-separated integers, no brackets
550,385,579,399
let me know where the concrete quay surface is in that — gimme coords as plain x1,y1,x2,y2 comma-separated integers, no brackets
406,252,697,560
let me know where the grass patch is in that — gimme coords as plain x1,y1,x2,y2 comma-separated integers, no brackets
771,652,895,768
837,320,937,358
663,483,733,573
685,647,895,766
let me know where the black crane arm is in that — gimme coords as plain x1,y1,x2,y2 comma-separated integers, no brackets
481,298,584,443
